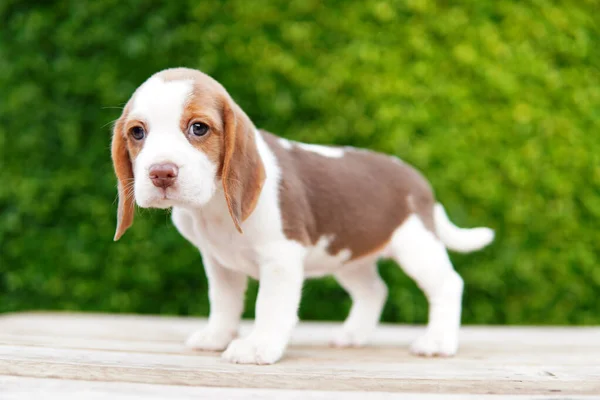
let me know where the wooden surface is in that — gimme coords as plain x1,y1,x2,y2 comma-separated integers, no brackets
0,313,599,399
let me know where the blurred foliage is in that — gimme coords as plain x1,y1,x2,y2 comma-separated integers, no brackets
1,0,599,325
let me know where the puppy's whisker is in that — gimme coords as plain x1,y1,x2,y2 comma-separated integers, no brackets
102,118,120,129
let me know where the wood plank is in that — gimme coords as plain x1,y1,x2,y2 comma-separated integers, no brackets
2,376,599,400
3,312,600,346
1,345,598,394
0,331,598,366
0,312,599,396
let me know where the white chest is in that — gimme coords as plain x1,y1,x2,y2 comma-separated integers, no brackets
192,211,261,279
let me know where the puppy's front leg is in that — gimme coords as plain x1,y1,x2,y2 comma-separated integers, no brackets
222,242,305,365
186,255,247,351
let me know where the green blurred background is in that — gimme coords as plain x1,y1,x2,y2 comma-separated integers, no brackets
1,0,599,325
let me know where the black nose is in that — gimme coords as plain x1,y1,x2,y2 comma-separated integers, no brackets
149,163,178,189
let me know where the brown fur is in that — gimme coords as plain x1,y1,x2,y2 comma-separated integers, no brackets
260,131,436,260
111,102,135,241
179,89,223,166
220,98,266,233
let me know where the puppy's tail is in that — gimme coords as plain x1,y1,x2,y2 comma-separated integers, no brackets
434,203,494,253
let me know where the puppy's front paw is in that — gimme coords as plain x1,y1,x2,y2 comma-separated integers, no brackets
222,337,285,365
185,328,235,352
329,328,369,348
410,332,458,357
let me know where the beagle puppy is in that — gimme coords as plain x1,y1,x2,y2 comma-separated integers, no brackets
111,67,494,365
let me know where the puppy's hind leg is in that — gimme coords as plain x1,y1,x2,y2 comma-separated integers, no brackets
330,259,388,347
390,215,464,357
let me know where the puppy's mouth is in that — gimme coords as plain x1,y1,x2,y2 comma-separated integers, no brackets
159,188,171,200
145,187,179,208
139,181,213,209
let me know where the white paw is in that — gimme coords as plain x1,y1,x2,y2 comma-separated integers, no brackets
185,328,236,351
410,332,458,357
222,337,285,365
329,328,369,348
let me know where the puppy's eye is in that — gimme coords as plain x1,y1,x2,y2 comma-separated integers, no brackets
130,126,145,140
189,122,209,137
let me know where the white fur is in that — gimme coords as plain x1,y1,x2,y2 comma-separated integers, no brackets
278,138,293,149
434,204,495,253
129,77,492,364
297,143,344,158
277,137,345,158
303,235,352,278
130,76,218,210
330,258,387,347
389,215,464,356
184,254,247,351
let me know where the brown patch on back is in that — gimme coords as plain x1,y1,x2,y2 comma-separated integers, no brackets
261,131,436,260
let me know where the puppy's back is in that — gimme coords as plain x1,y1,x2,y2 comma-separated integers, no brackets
260,130,435,260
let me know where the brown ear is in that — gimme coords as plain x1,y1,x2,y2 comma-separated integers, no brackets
221,97,266,233
111,116,135,241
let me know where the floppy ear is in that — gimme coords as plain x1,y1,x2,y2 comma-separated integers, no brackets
221,97,266,233
111,116,135,241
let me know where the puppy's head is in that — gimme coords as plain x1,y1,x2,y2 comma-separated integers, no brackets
111,68,265,240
